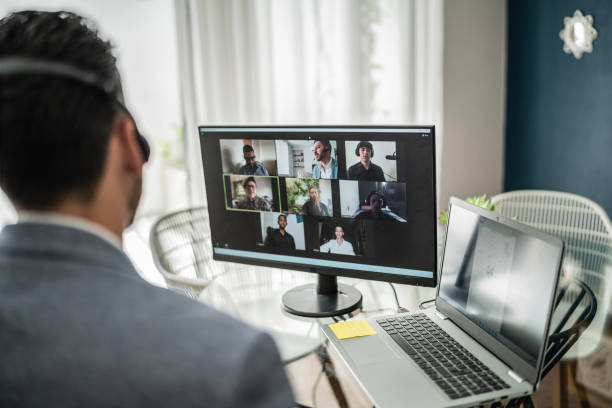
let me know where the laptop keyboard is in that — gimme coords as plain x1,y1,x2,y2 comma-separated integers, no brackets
377,313,510,400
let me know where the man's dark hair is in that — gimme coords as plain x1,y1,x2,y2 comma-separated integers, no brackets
277,214,287,222
243,144,254,154
314,139,331,153
355,141,374,157
365,190,386,207
0,11,123,209
242,176,256,187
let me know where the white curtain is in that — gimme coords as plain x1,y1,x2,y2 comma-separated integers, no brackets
175,0,443,206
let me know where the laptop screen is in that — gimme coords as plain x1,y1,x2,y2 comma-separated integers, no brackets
438,203,562,367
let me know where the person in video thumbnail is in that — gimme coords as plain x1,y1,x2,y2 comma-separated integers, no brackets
235,177,271,211
312,139,338,179
354,191,406,222
264,214,296,250
300,186,331,216
239,144,269,176
320,225,355,255
348,141,385,181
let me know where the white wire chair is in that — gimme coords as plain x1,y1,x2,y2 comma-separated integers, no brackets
149,207,221,299
491,190,612,406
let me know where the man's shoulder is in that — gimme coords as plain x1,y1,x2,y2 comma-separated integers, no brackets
254,196,269,206
348,162,361,173
0,268,291,406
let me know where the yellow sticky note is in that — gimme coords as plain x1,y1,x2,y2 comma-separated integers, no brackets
329,319,377,340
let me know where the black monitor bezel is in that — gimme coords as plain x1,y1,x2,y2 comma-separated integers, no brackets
199,125,438,288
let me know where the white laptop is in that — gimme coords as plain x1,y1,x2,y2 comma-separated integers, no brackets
322,197,564,408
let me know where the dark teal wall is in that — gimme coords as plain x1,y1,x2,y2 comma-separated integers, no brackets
505,1,612,215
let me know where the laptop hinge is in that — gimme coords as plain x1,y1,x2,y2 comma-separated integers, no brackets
508,370,524,383
435,310,448,320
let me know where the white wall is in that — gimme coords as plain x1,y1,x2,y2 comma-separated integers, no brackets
275,140,290,175
339,180,360,217
220,139,247,173
439,0,506,211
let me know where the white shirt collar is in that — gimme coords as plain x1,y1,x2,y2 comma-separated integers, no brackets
319,158,334,178
17,211,123,250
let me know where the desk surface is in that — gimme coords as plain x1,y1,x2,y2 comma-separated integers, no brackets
197,264,436,363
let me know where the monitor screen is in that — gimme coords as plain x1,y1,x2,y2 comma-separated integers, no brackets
199,126,437,287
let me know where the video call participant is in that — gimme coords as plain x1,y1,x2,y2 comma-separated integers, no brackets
312,139,338,179
0,10,293,407
320,225,356,256
239,144,269,176
235,177,271,211
300,186,331,216
354,191,406,222
264,214,296,250
348,141,385,181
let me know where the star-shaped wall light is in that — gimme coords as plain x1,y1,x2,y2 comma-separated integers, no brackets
559,10,597,59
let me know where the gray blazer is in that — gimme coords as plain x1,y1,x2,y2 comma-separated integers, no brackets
0,223,294,407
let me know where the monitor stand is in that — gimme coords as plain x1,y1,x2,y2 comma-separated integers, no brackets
282,274,362,318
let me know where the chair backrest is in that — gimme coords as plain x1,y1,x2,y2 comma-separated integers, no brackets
491,190,612,357
542,278,597,377
150,207,220,298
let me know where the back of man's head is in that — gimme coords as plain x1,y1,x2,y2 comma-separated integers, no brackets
0,11,122,210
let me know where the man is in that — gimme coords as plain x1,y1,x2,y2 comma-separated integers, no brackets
319,225,355,255
311,139,338,179
239,144,269,176
354,191,406,222
264,214,296,250
235,177,272,211
0,11,293,407
348,141,385,181
300,186,331,216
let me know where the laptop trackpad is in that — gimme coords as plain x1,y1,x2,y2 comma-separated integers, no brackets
342,335,401,366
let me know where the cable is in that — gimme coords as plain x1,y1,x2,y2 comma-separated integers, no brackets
310,368,324,408
419,298,436,310
388,283,409,313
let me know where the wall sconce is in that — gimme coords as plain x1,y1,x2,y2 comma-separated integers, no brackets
559,10,597,59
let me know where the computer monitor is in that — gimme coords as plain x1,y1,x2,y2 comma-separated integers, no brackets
199,126,437,317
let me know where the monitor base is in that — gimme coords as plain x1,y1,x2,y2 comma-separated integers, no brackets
282,275,362,318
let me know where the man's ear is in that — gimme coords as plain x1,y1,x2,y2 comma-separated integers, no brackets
114,114,144,177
